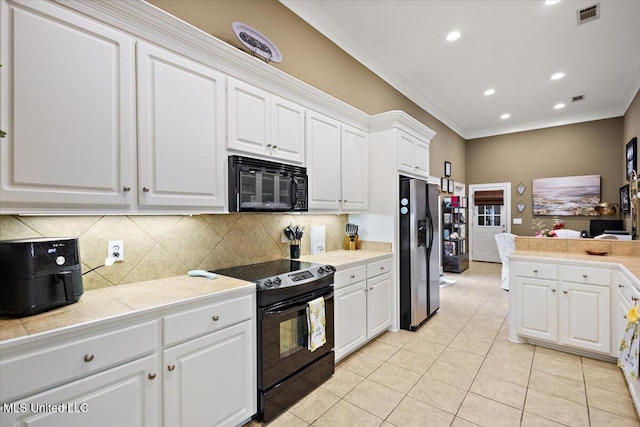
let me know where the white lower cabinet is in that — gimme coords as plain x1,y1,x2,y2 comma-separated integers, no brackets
0,288,256,427
513,260,611,355
163,320,255,427
334,256,392,361
0,355,159,427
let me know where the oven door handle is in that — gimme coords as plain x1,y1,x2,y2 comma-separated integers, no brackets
263,291,334,318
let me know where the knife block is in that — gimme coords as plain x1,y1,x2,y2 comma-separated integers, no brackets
343,234,359,250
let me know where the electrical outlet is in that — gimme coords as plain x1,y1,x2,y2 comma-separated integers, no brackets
281,231,289,243
108,240,124,261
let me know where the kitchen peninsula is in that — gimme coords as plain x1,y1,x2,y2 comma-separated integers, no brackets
508,237,640,412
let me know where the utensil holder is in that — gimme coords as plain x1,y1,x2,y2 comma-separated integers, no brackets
289,244,301,259
343,235,359,250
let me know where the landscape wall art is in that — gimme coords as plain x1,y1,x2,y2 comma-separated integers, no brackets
532,175,601,216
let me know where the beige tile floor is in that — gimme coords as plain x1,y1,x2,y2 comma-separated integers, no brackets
258,261,640,427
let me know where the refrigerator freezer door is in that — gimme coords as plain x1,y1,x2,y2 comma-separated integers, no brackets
409,179,428,327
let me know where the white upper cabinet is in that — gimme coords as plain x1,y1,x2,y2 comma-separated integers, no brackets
0,0,136,212
137,42,226,209
228,78,305,164
397,130,429,178
340,125,368,212
306,111,342,210
306,111,368,212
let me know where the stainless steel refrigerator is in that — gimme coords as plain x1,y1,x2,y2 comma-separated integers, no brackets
399,177,440,331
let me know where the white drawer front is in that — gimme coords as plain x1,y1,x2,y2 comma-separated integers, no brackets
515,262,558,280
614,272,637,305
367,258,393,278
164,293,254,347
560,265,609,286
334,265,366,289
0,320,158,402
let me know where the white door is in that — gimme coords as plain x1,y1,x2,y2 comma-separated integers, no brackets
137,42,226,209
0,0,135,210
559,282,610,354
340,125,368,212
470,183,511,262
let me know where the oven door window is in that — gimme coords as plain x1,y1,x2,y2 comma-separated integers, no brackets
260,294,334,390
279,314,306,358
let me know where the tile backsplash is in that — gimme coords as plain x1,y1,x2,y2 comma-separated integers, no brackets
0,214,349,290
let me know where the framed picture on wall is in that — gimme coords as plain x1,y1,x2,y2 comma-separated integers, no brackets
441,177,449,193
448,179,454,193
444,161,451,177
627,137,637,181
620,184,631,213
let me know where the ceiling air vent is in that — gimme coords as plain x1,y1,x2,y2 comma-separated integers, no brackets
572,95,585,102
577,3,600,25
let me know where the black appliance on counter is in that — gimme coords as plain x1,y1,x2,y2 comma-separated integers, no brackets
212,259,335,423
0,238,84,317
228,155,308,212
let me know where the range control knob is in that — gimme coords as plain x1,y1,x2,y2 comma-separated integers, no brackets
324,265,335,272
317,267,326,274
273,277,282,286
263,279,273,287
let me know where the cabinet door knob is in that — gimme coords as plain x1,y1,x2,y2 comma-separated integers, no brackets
624,314,628,319
168,364,176,372
123,186,131,192
212,315,220,321
619,284,625,288
350,274,355,279
272,145,278,149
563,290,568,294
142,186,150,192
266,144,272,148
551,288,556,293
148,373,157,380
84,354,95,363
380,266,384,270
369,287,373,291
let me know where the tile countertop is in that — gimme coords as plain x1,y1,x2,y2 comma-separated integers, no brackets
510,237,640,281
297,249,392,269
0,274,254,343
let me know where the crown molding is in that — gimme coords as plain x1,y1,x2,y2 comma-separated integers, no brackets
369,111,436,141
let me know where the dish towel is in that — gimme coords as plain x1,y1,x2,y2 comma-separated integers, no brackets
307,296,326,352
618,305,640,378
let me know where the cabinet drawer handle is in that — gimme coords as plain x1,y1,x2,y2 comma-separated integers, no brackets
619,284,625,288
624,314,628,319
266,144,272,148
380,266,385,271
148,373,157,380
272,145,278,149
551,288,556,293
350,275,355,279
582,274,588,279
533,269,538,273
212,315,220,321
84,354,95,363
123,186,131,192
563,290,568,294
142,186,150,192
633,297,639,302
168,364,176,372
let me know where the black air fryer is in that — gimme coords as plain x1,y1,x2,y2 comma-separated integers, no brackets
0,238,84,317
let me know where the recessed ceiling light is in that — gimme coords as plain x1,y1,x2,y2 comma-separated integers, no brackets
554,103,566,109
500,113,510,120
545,0,560,5
551,72,565,80
446,31,461,42
484,89,495,96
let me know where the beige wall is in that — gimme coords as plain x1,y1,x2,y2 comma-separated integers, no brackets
623,90,640,231
466,118,623,236
0,214,348,290
146,0,467,183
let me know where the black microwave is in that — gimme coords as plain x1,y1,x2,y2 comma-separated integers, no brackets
228,155,308,212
